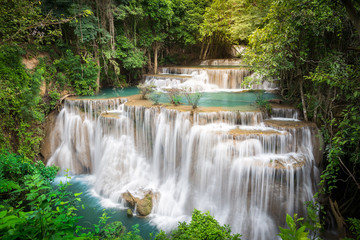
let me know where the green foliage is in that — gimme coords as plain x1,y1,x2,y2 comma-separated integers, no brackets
0,0,62,45
99,220,126,239
0,149,84,239
183,91,203,109
165,88,183,106
169,0,210,46
244,0,360,223
53,49,99,96
116,34,147,70
148,91,162,105
137,83,156,99
278,214,310,240
0,45,44,158
121,224,143,240
230,0,270,42
347,218,360,240
69,4,97,44
166,209,241,239
0,149,145,239
255,91,272,114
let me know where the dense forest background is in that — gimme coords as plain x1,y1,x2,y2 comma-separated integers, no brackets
1,0,360,239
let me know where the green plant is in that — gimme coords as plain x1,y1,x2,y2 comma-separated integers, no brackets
0,45,45,157
48,89,61,109
53,49,99,96
255,91,272,114
148,91,162,105
137,83,156,99
165,88,183,106
303,202,323,240
278,214,310,240
184,91,203,109
99,220,126,239
168,209,241,240
172,95,182,106
347,218,360,240
0,149,84,239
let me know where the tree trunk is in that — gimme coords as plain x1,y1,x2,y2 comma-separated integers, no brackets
341,0,360,40
299,78,308,121
200,41,205,60
108,0,115,51
94,40,100,93
202,41,211,60
329,198,346,238
147,50,153,73
154,42,159,74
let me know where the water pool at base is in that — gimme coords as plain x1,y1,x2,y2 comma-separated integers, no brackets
63,176,158,238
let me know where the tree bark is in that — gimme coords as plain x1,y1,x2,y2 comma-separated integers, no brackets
329,198,346,238
94,40,100,93
341,0,360,40
202,41,211,60
154,42,159,74
147,50,153,73
299,78,308,121
108,0,116,51
200,41,205,60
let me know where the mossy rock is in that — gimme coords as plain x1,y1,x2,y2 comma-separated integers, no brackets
136,193,153,216
127,208,133,218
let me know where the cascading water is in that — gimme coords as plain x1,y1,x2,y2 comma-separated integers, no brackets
46,90,321,239
143,59,278,91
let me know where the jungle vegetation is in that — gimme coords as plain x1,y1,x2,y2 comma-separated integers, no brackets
0,0,360,239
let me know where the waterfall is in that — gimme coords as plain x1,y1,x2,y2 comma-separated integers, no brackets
143,62,279,91
47,96,321,240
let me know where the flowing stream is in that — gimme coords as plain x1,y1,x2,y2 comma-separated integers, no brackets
46,60,321,239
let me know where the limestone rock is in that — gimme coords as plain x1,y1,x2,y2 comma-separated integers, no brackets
136,193,153,216
121,191,154,217
121,191,137,208
40,111,59,163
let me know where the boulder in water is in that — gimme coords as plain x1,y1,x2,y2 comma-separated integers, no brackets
127,208,133,218
121,191,137,208
136,193,153,216
121,191,154,217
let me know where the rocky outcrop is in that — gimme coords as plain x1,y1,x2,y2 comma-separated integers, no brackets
40,111,58,163
127,208,133,218
136,193,153,216
121,191,154,217
121,191,137,208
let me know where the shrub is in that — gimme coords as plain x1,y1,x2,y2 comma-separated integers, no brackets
183,91,203,109
165,88,183,106
137,83,156,99
278,214,310,240
148,91,162,105
155,209,241,240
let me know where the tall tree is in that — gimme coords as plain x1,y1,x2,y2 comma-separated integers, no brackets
199,0,233,59
140,0,173,74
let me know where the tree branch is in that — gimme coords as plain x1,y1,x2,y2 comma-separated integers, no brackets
3,12,85,43
338,156,360,190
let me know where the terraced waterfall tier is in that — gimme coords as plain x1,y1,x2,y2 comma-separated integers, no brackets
46,97,321,240
144,59,279,91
